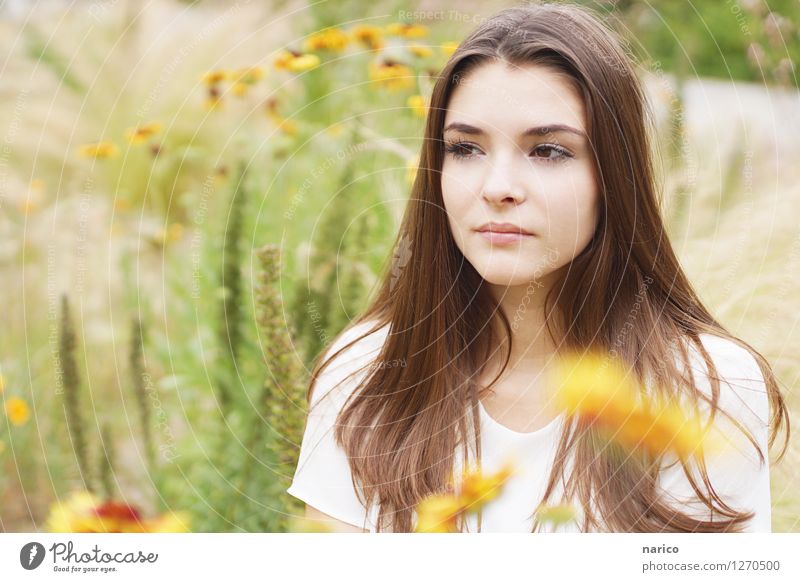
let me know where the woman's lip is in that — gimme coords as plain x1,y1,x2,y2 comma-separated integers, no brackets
476,230,534,245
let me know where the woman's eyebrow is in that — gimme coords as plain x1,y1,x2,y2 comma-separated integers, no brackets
443,121,587,139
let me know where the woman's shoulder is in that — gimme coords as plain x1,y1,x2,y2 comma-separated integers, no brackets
677,332,769,429
310,318,390,407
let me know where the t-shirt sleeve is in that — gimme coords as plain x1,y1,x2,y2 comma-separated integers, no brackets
286,322,383,531
656,335,772,532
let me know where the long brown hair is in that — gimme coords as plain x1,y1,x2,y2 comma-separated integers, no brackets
305,3,790,532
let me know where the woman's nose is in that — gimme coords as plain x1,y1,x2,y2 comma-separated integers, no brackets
481,155,525,205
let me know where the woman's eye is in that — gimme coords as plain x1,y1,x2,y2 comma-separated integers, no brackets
531,144,572,162
444,141,481,159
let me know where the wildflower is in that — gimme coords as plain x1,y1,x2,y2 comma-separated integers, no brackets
415,462,515,533
407,94,427,117
385,22,428,38
125,122,162,145
369,59,415,91
350,24,384,51
274,49,320,72
303,27,349,52
458,461,515,510
201,70,227,86
408,44,433,58
0,373,4,393
440,41,459,57
78,142,119,159
230,66,265,97
415,493,463,533
550,350,716,461
46,491,190,533
203,86,224,111
5,397,30,426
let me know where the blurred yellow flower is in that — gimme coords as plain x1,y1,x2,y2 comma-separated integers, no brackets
415,493,463,533
201,70,227,86
550,350,716,460
46,491,190,533
5,396,30,426
407,94,427,117
441,41,459,56
0,374,4,393
409,44,433,58
304,27,349,52
274,50,320,72
415,462,515,532
229,66,265,97
350,24,384,51
457,461,515,510
386,23,428,38
125,122,162,145
78,142,119,159
369,60,415,91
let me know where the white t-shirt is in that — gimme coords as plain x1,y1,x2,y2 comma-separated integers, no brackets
286,320,772,532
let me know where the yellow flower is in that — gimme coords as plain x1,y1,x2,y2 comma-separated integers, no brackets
351,24,384,50
415,493,463,533
369,60,415,91
125,122,162,145
0,374,4,393
201,70,227,86
385,23,428,38
303,27,349,52
274,50,320,72
46,491,190,533
458,461,515,510
78,142,119,159
232,66,264,85
264,98,299,136
440,41,459,56
408,44,433,58
5,397,31,426
407,94,427,117
550,350,715,460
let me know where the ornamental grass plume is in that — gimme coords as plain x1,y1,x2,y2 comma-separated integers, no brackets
254,244,307,531
130,317,156,472
254,245,307,469
57,295,93,492
215,163,248,415
45,491,190,533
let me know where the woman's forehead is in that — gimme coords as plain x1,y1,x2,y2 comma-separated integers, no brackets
444,61,587,137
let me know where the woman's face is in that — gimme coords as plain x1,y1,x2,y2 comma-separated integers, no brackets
441,61,599,288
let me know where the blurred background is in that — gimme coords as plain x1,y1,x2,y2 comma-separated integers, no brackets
0,0,797,532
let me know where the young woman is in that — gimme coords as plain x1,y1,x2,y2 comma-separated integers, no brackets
286,3,790,532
